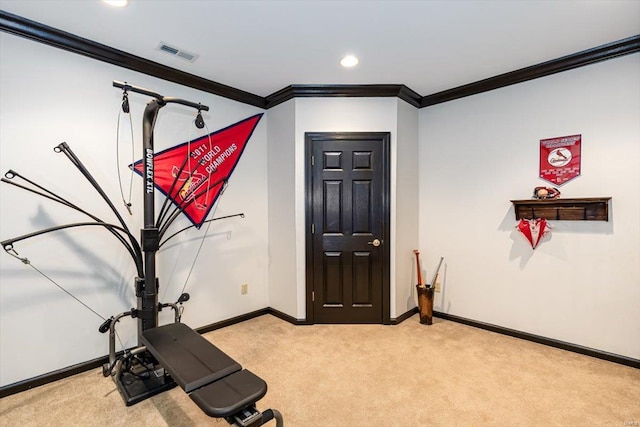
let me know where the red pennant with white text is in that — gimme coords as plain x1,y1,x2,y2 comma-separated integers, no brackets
132,114,262,227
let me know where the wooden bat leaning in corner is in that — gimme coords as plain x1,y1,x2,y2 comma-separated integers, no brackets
429,257,445,290
413,249,426,288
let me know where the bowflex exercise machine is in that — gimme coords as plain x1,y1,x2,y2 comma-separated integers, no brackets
100,81,282,426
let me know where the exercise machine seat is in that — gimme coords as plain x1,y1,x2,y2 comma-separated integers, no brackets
190,369,267,417
141,322,271,422
141,322,241,393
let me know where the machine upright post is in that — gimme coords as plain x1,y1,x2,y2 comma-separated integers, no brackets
138,98,165,340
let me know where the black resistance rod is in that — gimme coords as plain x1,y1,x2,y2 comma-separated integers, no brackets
1,175,143,276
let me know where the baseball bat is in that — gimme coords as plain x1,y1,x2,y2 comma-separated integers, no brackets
413,249,425,288
429,257,444,290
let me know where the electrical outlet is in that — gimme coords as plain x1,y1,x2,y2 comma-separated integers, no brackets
434,280,442,293
241,284,248,295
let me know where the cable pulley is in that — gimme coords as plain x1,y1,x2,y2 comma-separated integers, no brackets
195,105,205,129
121,90,130,113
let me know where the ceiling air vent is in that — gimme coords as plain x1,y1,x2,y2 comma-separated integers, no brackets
157,42,199,63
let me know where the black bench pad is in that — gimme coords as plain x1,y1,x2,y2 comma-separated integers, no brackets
141,322,241,393
190,369,267,417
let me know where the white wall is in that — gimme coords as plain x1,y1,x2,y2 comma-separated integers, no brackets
395,99,420,316
266,100,298,316
267,97,421,321
294,98,400,318
419,54,640,358
0,33,269,386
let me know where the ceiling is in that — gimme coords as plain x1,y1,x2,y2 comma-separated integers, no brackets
1,0,639,99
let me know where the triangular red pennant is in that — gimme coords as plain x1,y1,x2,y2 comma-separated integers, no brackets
132,114,262,227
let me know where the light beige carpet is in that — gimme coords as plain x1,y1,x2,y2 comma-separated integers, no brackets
1,314,639,426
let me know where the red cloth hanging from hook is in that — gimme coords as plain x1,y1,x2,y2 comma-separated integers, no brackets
516,218,551,249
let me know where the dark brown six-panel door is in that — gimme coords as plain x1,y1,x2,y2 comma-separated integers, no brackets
305,132,390,324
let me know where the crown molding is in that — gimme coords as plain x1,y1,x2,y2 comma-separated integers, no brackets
0,10,266,109
421,34,640,107
265,84,422,109
1,10,638,110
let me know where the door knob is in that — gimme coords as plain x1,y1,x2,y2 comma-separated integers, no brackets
368,238,381,247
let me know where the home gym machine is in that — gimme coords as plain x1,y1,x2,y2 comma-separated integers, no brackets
2,81,282,427
105,81,282,426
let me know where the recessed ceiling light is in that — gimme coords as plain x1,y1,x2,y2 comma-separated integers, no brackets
103,0,128,7
340,55,359,68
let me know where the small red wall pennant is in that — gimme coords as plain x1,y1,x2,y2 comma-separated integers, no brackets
539,134,581,186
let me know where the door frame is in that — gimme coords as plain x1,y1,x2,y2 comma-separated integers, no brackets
304,132,391,324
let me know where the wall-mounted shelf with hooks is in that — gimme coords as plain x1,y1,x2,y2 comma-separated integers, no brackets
510,197,611,221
